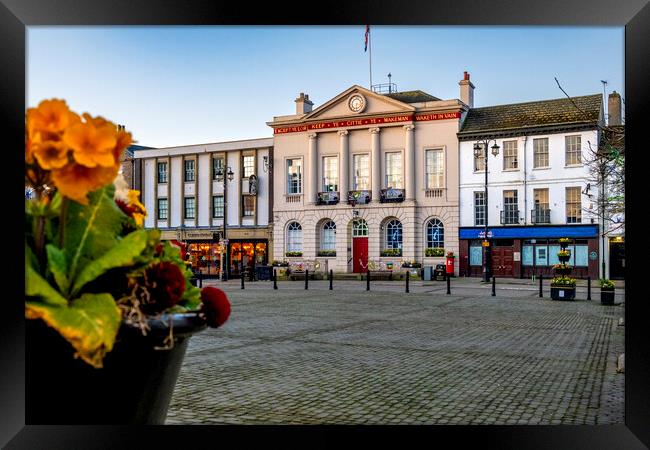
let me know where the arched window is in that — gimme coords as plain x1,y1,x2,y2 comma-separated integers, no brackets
320,221,336,251
426,219,444,248
286,221,302,253
385,219,402,250
352,219,369,237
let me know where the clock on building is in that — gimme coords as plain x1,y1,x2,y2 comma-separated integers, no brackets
348,94,366,113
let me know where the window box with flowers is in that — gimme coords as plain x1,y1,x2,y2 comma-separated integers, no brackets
24,100,232,424
317,250,337,257
285,251,303,257
381,249,402,257
600,279,615,305
425,248,445,257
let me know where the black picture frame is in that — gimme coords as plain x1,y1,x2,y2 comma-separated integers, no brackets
3,0,648,448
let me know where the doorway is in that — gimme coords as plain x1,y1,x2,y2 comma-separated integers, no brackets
491,239,514,277
352,219,369,273
609,240,625,280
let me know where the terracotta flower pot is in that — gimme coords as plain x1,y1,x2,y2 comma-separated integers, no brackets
26,312,206,424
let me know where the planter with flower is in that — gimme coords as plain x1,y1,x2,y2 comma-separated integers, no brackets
401,260,421,269
25,100,231,424
600,279,615,305
550,238,575,300
425,247,445,257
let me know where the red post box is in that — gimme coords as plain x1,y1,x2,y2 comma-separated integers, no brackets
445,255,455,276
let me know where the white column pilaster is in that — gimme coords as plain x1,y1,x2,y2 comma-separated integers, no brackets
404,124,415,200
308,132,318,205
370,127,381,203
339,130,349,201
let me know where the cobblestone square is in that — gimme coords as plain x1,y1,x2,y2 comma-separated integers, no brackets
166,278,624,425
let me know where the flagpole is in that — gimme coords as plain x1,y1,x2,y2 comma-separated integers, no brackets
368,27,372,89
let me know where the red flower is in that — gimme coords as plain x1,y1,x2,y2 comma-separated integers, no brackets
200,287,231,328
141,262,186,314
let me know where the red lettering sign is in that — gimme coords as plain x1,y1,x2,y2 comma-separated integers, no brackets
273,111,461,134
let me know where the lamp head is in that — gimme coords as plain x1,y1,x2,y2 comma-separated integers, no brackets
491,143,500,157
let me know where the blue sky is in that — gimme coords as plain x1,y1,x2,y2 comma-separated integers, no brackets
27,26,624,148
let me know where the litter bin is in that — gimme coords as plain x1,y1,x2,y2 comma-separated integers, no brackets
434,264,446,281
256,265,272,281
423,266,433,281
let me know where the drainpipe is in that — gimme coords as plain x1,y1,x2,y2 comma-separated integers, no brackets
522,135,528,225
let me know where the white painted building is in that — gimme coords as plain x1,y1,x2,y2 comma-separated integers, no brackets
457,93,604,279
133,138,273,278
268,76,474,274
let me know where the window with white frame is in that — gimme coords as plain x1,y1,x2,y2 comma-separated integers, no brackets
286,158,302,194
474,191,486,226
503,140,518,170
320,221,336,251
426,218,444,248
425,148,444,188
212,195,224,218
286,222,303,252
212,156,224,180
184,197,195,219
566,186,582,223
242,195,254,217
322,156,338,192
157,198,168,220
384,219,403,251
157,162,167,183
565,135,581,165
474,143,486,172
502,190,519,224
533,138,549,168
533,188,550,223
352,219,369,237
353,154,370,190
385,152,403,188
184,160,195,182
243,155,255,178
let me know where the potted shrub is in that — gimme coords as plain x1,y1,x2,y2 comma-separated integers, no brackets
550,238,576,300
25,100,231,424
600,279,615,305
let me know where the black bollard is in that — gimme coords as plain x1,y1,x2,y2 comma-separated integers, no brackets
405,271,410,293
587,277,591,300
305,270,309,290
446,274,451,295
492,276,496,296
273,269,278,290
329,270,333,290
198,271,203,288
367,269,370,291
241,272,245,289
539,274,543,298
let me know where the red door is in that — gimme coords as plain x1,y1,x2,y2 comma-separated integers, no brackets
492,247,514,277
353,237,368,273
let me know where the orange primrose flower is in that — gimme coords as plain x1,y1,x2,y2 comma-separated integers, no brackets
63,122,118,168
51,163,119,205
32,140,70,170
27,99,80,135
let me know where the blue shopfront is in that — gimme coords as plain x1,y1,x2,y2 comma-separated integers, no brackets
459,225,599,279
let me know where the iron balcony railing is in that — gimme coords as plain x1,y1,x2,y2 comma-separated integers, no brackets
500,209,520,225
531,208,551,224
316,191,340,205
347,190,372,205
380,188,405,203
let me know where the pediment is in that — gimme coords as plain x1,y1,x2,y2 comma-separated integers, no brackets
303,85,415,121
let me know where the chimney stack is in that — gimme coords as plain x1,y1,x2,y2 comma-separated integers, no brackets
608,91,622,126
459,71,475,108
295,92,313,115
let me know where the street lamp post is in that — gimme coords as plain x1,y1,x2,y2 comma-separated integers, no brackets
216,166,234,281
473,139,500,282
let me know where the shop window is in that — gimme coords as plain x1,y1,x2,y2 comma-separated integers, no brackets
522,246,533,266
469,244,483,266
575,245,588,266
535,246,548,266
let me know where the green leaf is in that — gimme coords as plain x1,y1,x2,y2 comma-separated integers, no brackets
70,229,148,297
25,241,39,273
63,186,128,283
25,293,121,368
46,244,69,293
25,264,68,306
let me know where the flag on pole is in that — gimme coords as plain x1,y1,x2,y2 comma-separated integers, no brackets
364,25,370,52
